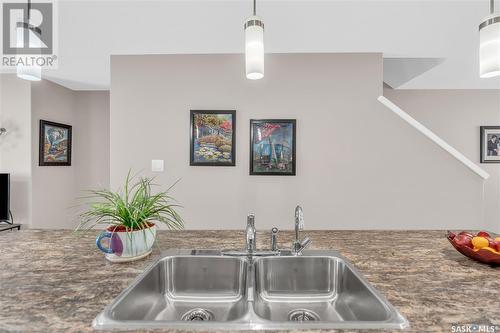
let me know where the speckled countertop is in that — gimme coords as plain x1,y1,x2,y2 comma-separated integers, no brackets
0,230,499,333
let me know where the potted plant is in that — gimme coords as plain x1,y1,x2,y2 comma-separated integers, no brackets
77,172,184,262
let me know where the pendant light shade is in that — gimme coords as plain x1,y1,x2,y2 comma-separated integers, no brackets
479,1,500,78
245,16,264,79
244,0,264,80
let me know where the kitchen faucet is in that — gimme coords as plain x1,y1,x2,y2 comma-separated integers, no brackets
246,214,256,253
270,227,279,252
293,205,311,255
219,213,277,257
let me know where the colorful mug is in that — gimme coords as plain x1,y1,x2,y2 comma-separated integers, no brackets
96,225,157,258
96,232,123,256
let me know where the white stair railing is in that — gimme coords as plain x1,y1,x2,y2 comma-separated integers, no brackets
378,96,490,180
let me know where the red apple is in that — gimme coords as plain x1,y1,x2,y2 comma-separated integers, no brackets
489,240,500,251
454,234,473,248
458,231,474,238
477,231,491,238
486,237,495,246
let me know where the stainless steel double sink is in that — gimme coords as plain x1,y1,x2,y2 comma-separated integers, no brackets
93,249,408,330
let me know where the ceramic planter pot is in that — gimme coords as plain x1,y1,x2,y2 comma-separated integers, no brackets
96,224,157,262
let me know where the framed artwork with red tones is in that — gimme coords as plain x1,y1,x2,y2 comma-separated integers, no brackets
250,119,296,176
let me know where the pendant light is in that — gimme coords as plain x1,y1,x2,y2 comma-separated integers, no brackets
479,0,500,78
17,0,41,81
244,0,264,80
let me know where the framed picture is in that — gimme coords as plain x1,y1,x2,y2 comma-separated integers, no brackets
480,126,500,163
190,110,236,166
39,120,72,166
250,119,296,176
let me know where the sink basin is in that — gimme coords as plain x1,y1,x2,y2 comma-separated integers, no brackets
253,255,406,329
93,249,408,330
94,253,249,330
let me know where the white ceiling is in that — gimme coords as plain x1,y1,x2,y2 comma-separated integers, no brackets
33,0,500,90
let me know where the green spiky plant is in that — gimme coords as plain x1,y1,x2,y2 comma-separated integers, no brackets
77,171,184,234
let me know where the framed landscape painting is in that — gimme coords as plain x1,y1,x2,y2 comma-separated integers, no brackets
250,119,296,176
480,126,500,163
190,110,236,166
39,120,72,166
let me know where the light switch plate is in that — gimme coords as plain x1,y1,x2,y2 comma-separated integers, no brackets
151,160,164,172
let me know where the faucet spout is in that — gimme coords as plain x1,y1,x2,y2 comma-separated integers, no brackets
295,206,304,228
294,205,304,243
293,206,310,255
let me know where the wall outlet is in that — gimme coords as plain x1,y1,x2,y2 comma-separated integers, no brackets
151,160,164,172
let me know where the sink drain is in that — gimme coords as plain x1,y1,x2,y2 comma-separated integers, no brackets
181,308,214,321
288,309,320,322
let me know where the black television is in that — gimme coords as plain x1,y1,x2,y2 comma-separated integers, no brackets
0,173,10,221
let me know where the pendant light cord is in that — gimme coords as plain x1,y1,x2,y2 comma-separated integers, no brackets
253,0,256,16
491,0,495,14
27,0,31,20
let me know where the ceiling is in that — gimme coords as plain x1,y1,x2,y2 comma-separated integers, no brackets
23,0,500,90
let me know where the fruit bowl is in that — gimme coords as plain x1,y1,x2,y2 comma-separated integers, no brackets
446,231,500,266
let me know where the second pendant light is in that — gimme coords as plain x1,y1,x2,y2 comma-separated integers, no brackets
479,0,500,78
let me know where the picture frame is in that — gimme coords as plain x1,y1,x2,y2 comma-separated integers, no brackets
250,119,296,176
190,110,236,166
480,126,500,163
39,120,72,166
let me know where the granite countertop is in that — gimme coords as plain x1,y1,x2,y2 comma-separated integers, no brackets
0,229,499,333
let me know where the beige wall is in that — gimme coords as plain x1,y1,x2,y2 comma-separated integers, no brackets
74,92,110,193
110,53,491,231
3,56,498,232
31,80,77,228
31,80,110,229
0,74,32,225
384,88,500,233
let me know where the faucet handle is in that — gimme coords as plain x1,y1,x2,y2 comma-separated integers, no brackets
293,237,311,256
300,237,311,249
